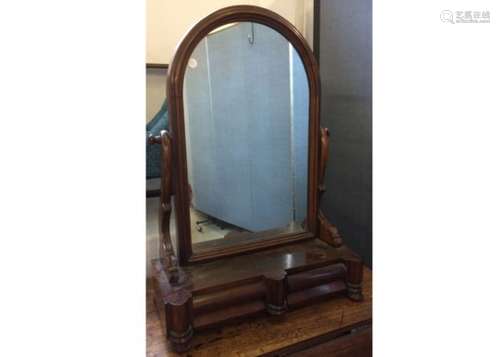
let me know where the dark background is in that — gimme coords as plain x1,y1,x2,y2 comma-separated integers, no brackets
315,0,372,267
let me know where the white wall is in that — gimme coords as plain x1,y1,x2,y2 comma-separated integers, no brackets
146,0,314,123
147,0,314,64
145,68,167,122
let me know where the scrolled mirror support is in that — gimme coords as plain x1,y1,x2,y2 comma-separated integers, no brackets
317,127,343,248
158,130,181,283
318,127,330,199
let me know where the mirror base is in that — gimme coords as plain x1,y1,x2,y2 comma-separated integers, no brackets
151,237,363,353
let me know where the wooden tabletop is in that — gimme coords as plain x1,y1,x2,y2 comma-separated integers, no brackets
147,267,372,356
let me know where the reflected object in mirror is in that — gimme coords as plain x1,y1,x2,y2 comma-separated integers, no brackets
182,22,310,252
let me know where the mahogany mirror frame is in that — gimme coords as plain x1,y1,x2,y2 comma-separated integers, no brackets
166,5,320,265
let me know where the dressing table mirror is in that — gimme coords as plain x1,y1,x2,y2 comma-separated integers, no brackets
151,6,363,353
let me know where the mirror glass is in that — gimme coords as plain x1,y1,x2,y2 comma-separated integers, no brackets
183,22,309,253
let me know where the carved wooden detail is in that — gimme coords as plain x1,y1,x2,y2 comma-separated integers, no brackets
156,130,182,283
318,210,343,248
318,127,330,200
317,127,344,247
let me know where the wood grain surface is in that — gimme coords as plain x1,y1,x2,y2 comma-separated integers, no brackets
147,267,371,357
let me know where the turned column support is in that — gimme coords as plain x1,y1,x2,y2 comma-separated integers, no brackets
345,258,364,301
151,130,180,283
264,271,287,315
165,290,194,353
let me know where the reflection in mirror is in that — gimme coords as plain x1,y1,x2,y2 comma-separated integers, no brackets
183,22,309,253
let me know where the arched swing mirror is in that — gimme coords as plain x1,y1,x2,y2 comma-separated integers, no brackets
154,6,364,353
167,6,320,263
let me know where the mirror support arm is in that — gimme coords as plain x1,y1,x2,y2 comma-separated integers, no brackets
158,130,181,283
152,134,194,353
318,127,330,200
318,127,343,248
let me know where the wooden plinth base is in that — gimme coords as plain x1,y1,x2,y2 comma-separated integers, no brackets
151,238,363,352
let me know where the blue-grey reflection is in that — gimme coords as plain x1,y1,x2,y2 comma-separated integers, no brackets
183,22,309,247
